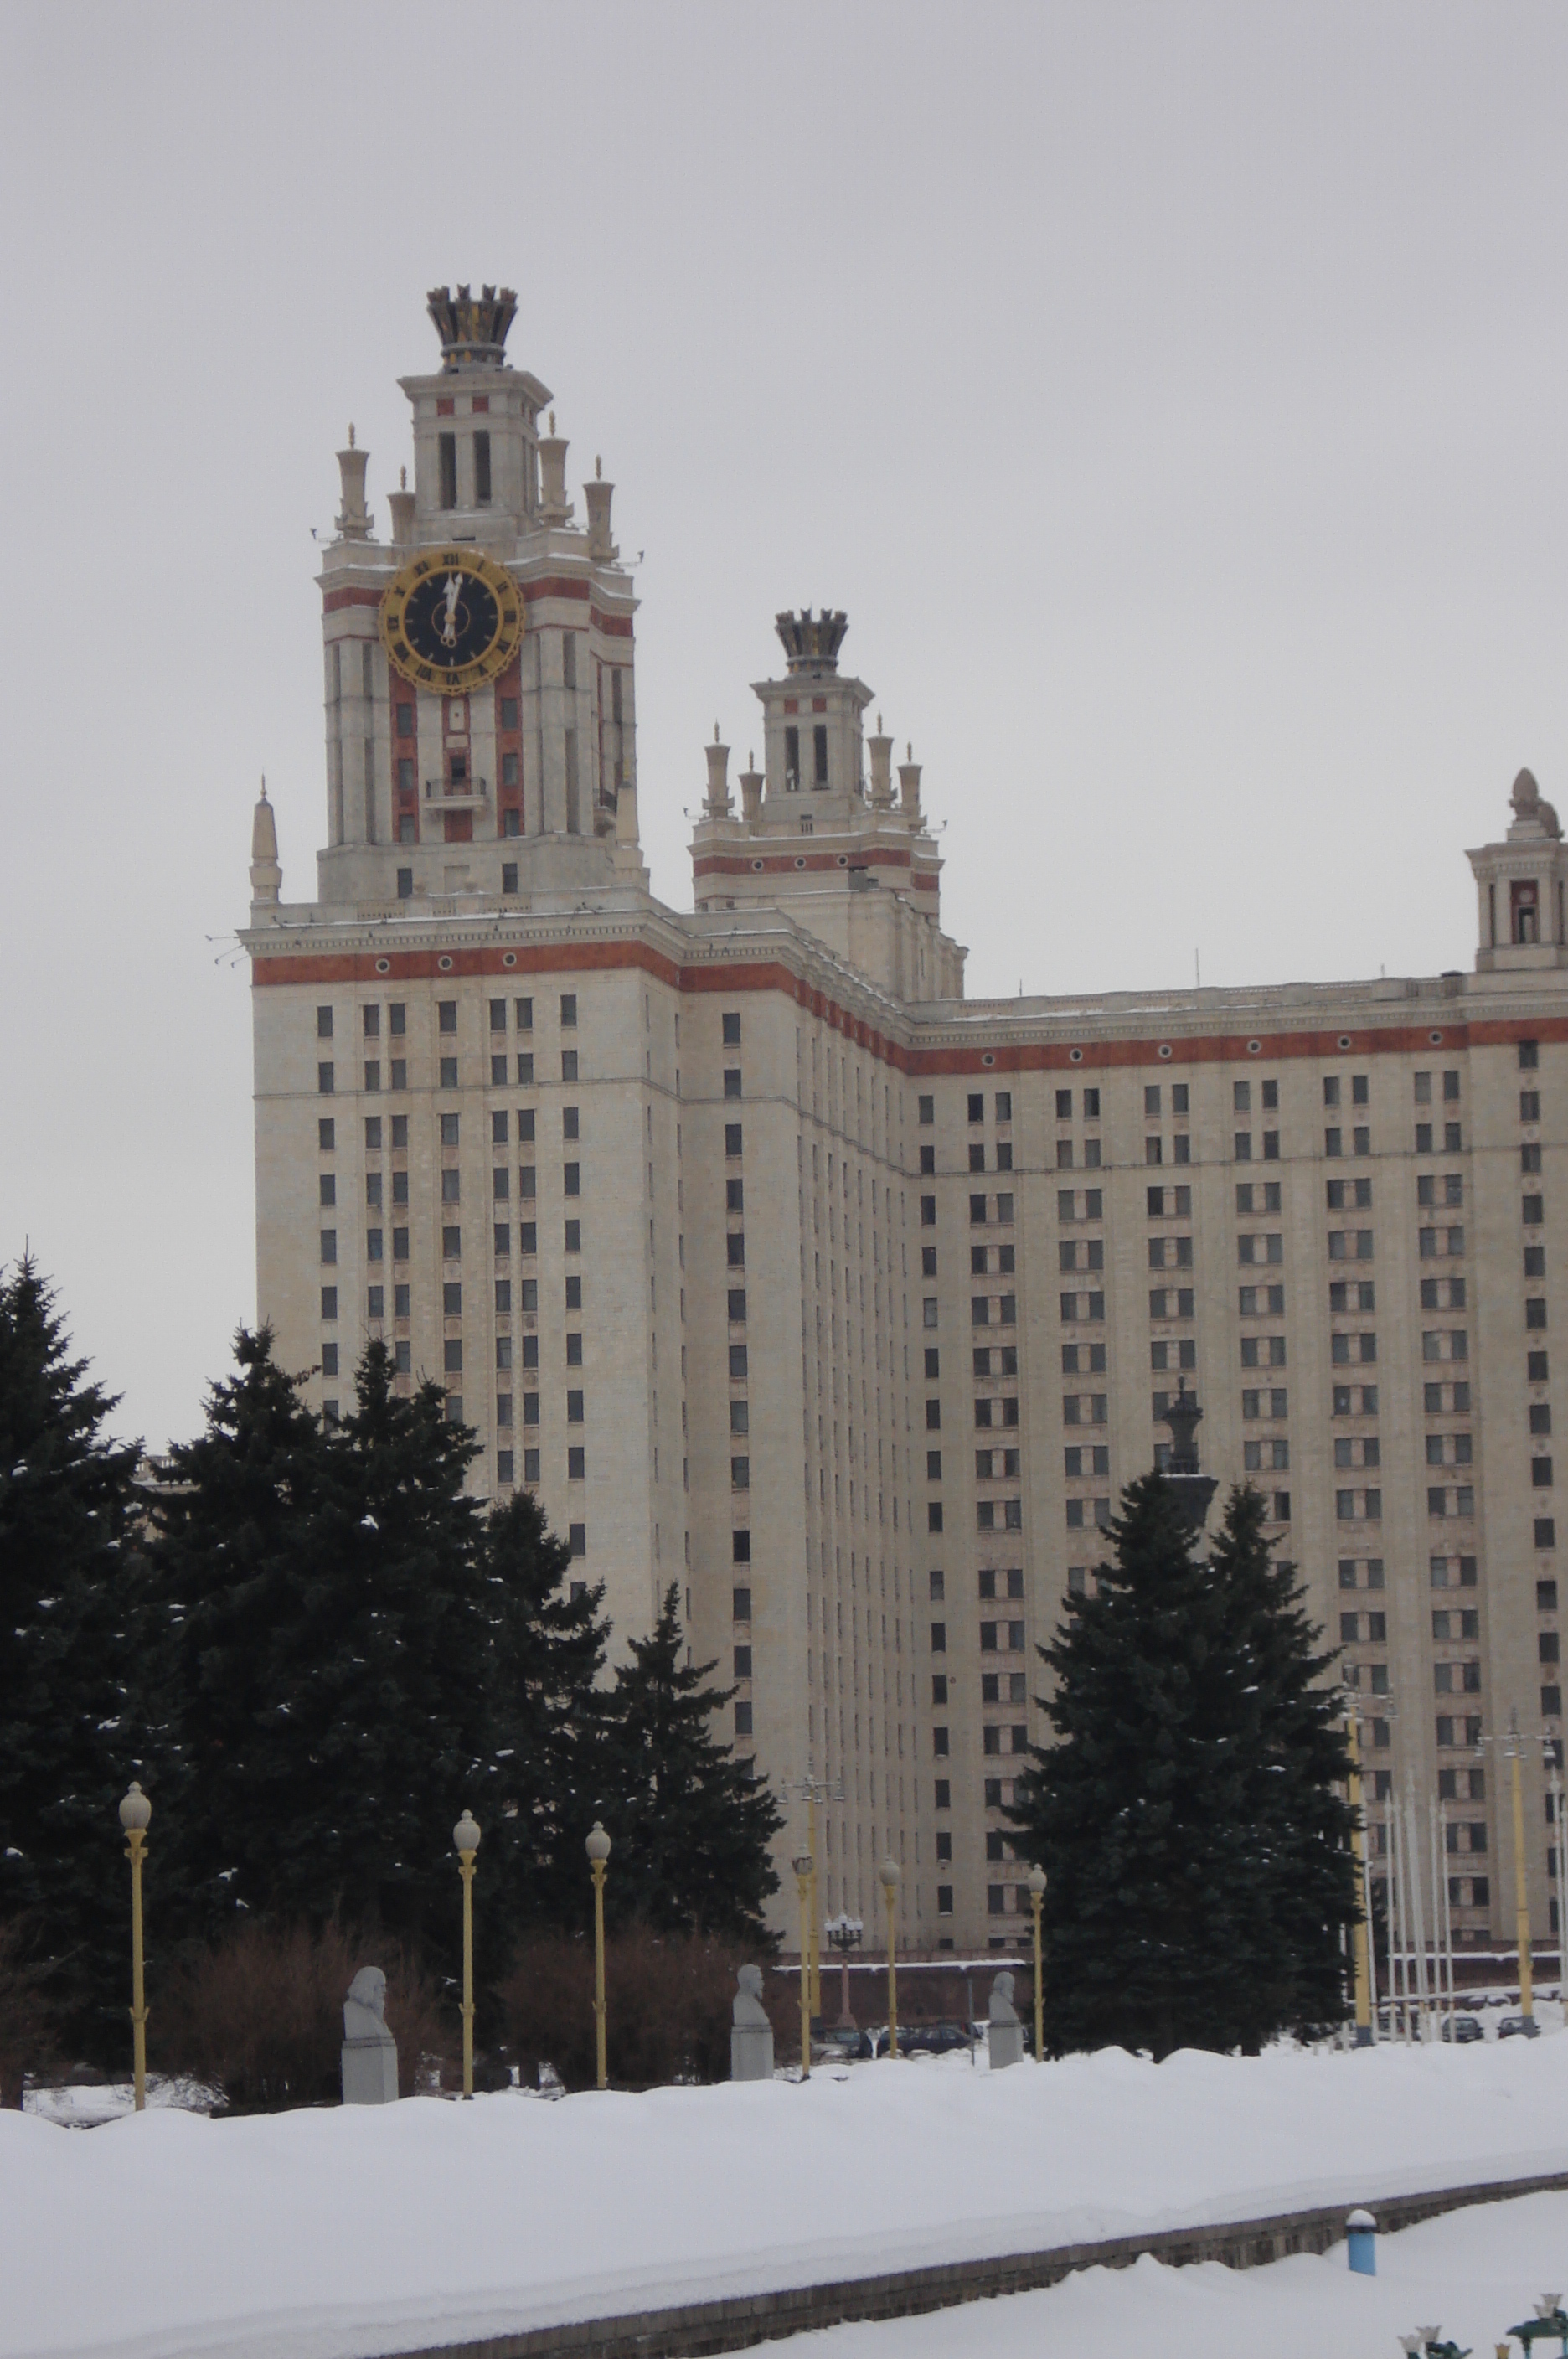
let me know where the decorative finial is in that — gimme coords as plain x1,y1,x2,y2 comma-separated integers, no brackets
260,774,268,801
714,721,720,743
549,411,555,435
906,742,912,761
400,465,407,490
596,454,602,479
749,751,755,769
425,284,518,371
877,712,883,733
348,423,355,449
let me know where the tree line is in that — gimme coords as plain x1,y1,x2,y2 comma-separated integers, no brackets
0,1261,781,2066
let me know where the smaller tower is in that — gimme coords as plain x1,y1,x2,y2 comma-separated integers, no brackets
249,780,281,908
688,610,967,1001
1469,768,1568,970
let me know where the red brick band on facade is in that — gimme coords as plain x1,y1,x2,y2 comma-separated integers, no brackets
251,943,1560,1076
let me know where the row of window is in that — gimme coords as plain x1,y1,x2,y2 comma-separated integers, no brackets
921,1193,1016,1225
321,1052,582,1092
919,1092,1014,1124
321,1221,585,1267
319,993,579,1041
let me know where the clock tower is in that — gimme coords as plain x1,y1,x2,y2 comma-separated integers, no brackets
286,283,645,926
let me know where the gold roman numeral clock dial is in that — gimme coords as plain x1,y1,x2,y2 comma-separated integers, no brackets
378,548,524,694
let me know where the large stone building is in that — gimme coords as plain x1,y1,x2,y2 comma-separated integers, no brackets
246,286,1568,1960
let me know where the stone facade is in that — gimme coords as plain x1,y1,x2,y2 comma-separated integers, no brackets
245,289,1568,1961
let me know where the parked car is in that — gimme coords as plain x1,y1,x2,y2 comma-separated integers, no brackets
813,2026,877,2062
1439,2015,1484,2043
1498,2015,1540,2039
899,2020,972,2057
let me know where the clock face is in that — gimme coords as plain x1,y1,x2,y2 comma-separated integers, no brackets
378,548,523,694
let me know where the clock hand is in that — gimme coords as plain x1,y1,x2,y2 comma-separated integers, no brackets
439,573,464,647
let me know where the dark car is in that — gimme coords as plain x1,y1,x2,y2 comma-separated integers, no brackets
1440,2015,1484,2043
1498,2015,1540,2040
900,2020,972,2057
814,2026,876,2062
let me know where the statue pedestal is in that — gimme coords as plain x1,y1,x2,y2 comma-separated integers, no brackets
730,2021,775,2081
988,2020,1024,2071
342,2035,399,2104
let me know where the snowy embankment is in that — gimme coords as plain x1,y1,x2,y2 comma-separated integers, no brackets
5,2040,1568,2359
793,2191,1568,2359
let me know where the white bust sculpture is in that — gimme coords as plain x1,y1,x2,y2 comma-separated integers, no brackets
987,1969,1024,2069
988,1969,1019,2025
730,1963,775,2080
341,1965,399,2104
733,1963,770,2026
343,1964,394,2044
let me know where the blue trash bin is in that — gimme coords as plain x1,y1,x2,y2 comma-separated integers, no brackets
1346,2208,1377,2275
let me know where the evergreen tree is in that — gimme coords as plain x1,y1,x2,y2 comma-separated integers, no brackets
593,1587,781,1940
1206,1484,1358,2042
143,1324,343,1943
472,1487,611,1943
1008,1472,1354,2057
150,1334,494,1948
0,1257,145,2057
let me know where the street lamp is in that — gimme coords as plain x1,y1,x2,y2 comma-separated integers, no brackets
791,1765,843,2020
585,1821,611,2088
1342,1706,1374,2047
823,1909,864,2028
1026,1864,1046,2060
1478,1710,1541,2036
878,1856,900,2058
452,1809,481,2099
792,1853,814,2077
118,1783,152,2112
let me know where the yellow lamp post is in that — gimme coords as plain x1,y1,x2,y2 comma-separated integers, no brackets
118,1782,152,2112
452,1809,481,2099
1026,1863,1046,2060
792,1853,814,2078
1343,1711,1373,2047
585,1821,611,2088
1477,1708,1540,2036
1509,1727,1536,2033
879,1855,900,2058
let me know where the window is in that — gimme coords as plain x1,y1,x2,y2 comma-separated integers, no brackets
560,994,578,1028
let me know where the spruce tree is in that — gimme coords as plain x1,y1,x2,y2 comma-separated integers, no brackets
150,1333,495,1948
1206,1484,1357,2042
143,1324,343,1943
1008,1472,1353,2057
0,1258,145,2057
472,1487,611,1943
593,1586,782,1940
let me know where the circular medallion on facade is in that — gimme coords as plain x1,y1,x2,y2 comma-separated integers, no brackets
1338,1034,1353,1050
1158,1043,1173,1059
375,958,391,973
503,952,518,968
983,1052,995,1067
1070,1047,1083,1062
438,955,453,971
1247,1039,1261,1054
378,547,524,695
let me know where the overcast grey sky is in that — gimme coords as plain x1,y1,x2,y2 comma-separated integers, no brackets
3,2,1565,1451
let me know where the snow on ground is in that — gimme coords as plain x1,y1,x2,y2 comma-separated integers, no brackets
786,2191,1568,2359
6,2038,1568,2359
